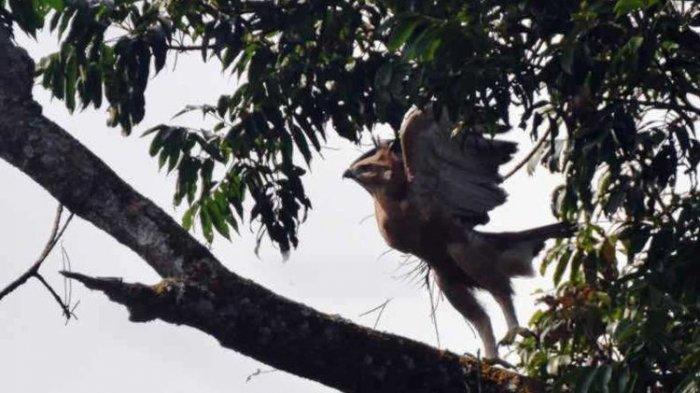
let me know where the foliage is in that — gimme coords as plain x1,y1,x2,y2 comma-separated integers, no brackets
4,0,699,391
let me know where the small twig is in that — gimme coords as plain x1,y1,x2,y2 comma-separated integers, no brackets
245,368,278,383
167,44,214,51
60,244,78,324
0,264,33,300
38,205,66,259
34,273,74,319
502,127,552,180
359,298,392,329
0,204,76,321
61,244,71,307
611,97,700,116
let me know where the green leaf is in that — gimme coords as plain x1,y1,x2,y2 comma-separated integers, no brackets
614,0,644,15
85,63,102,108
216,95,229,117
158,148,169,169
150,27,168,73
182,204,198,230
199,204,214,243
56,6,73,38
387,17,420,51
63,45,78,112
290,125,312,164
404,26,440,60
9,0,42,35
44,0,64,12
567,249,581,282
422,35,443,61
166,148,180,173
614,0,658,16
206,199,230,240
627,36,644,53
224,208,239,234
553,248,572,286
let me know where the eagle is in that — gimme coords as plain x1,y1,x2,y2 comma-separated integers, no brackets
343,106,572,361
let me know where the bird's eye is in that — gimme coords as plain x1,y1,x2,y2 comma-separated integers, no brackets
357,165,373,174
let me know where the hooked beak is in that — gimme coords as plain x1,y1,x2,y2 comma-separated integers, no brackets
342,168,356,180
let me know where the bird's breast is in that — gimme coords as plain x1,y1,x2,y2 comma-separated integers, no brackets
373,198,419,254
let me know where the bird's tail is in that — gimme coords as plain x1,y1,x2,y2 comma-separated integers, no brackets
475,222,575,277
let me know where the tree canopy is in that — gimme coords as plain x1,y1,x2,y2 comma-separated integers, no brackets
2,0,699,391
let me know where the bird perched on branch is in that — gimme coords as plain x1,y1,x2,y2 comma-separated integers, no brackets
343,105,572,361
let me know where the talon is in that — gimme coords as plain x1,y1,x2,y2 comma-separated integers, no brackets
482,357,516,369
499,326,533,347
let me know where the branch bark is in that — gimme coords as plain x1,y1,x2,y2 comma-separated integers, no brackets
0,30,541,392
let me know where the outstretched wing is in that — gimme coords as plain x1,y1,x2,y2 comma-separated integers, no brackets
399,106,516,227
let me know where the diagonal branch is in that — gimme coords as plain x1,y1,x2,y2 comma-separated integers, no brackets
502,126,552,180
61,271,542,392
359,298,392,329
0,30,541,392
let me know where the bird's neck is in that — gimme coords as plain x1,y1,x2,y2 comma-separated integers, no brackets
373,190,409,215
376,180,408,201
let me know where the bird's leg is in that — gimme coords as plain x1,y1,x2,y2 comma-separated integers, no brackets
436,276,498,359
470,311,498,360
494,292,533,346
495,291,519,331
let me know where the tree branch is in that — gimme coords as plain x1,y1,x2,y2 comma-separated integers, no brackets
34,272,75,319
502,127,552,180
0,30,541,392
167,44,214,51
61,271,541,392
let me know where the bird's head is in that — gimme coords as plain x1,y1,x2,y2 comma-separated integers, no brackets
343,140,406,197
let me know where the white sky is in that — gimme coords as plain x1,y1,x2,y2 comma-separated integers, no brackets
0,31,562,393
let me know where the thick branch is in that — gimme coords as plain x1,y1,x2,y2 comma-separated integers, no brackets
63,272,541,392
0,33,222,279
0,30,540,392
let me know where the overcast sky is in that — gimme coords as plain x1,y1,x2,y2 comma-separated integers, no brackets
1,31,562,393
